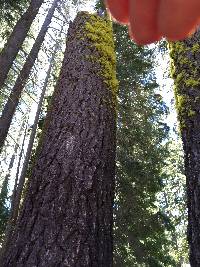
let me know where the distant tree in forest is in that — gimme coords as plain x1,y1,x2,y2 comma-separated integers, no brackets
0,174,10,244
0,0,44,89
159,137,189,265
0,118,27,245
0,0,29,42
7,34,63,239
0,0,59,151
0,0,30,23
113,24,175,267
169,30,200,266
0,0,29,22
1,12,118,266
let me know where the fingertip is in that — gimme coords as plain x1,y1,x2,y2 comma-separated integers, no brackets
105,0,129,24
129,27,161,45
159,0,200,41
129,0,161,45
166,26,197,41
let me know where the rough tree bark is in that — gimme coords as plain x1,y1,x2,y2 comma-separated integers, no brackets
2,12,117,266
169,30,200,266
0,0,59,152
0,0,44,89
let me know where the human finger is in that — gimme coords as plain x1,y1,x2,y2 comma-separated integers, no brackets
158,0,200,40
129,0,161,45
105,0,129,24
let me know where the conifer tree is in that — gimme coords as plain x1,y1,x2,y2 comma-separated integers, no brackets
0,118,27,243
0,0,44,89
10,33,63,234
160,138,188,265
0,0,29,24
2,12,118,266
113,24,175,267
0,175,10,243
0,0,59,152
169,30,200,266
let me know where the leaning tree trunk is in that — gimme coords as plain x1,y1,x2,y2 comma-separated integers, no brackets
0,0,59,152
2,12,118,266
169,30,200,266
0,0,44,89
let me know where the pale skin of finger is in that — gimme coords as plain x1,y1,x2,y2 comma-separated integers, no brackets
106,0,129,24
159,0,200,40
129,0,161,45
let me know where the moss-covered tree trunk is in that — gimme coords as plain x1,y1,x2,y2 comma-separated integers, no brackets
0,0,44,90
2,12,117,266
169,31,200,266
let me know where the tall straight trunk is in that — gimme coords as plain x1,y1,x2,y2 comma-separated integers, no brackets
169,30,200,266
0,0,59,152
3,118,26,181
10,36,61,232
10,120,29,218
2,12,117,266
0,0,44,89
0,118,26,242
0,18,62,263
0,119,28,261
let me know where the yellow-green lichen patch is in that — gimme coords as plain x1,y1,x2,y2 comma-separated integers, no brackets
169,40,200,130
192,43,200,53
185,78,200,87
83,14,118,109
188,109,196,117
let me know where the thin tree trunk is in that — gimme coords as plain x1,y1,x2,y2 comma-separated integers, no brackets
0,0,44,89
0,0,59,152
0,28,62,261
11,35,62,231
0,117,26,207
10,120,29,218
1,12,117,266
0,118,28,258
169,30,200,266
1,118,26,200
4,119,25,178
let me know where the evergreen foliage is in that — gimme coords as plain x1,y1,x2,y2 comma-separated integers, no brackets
114,24,174,266
0,0,29,24
159,137,188,265
0,0,30,40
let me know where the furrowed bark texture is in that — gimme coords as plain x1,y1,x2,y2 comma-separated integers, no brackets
2,12,117,267
169,31,200,266
0,0,44,89
0,0,58,152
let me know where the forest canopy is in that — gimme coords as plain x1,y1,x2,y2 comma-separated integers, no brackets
0,0,193,266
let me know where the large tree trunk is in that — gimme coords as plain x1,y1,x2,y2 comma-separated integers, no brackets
169,31,200,266
0,0,59,152
0,0,44,89
2,12,117,266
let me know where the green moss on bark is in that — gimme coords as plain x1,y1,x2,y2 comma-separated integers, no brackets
169,40,200,129
82,13,118,109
